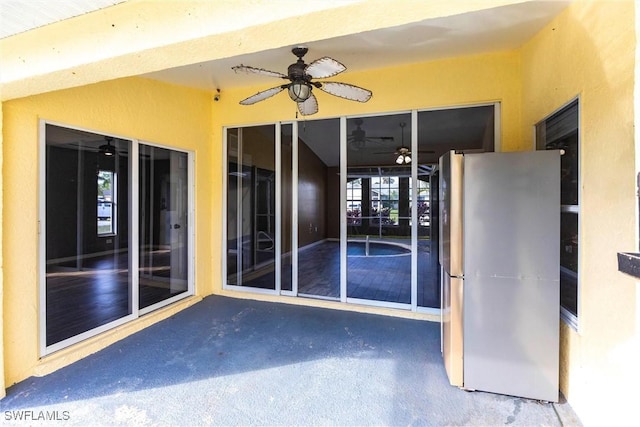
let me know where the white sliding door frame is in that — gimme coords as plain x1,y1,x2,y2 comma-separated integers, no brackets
39,120,195,356
138,141,195,316
221,102,500,313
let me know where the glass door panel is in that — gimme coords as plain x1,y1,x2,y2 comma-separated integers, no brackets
346,114,412,304
226,126,276,290
416,106,495,308
281,124,293,292
296,119,340,299
139,144,189,309
416,171,440,308
45,124,132,347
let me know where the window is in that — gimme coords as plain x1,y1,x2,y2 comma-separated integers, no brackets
347,178,362,225
97,170,116,235
536,99,580,328
371,176,399,225
410,177,430,227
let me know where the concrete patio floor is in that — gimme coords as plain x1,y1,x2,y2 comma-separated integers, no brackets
1,296,582,426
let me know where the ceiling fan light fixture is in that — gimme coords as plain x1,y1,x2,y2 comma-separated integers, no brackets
396,152,411,165
99,139,116,156
288,82,311,102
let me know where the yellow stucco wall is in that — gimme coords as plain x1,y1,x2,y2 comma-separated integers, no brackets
521,1,637,425
2,77,213,386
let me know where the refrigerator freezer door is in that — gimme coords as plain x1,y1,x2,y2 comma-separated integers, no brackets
442,272,464,387
462,150,560,402
439,151,464,277
463,276,559,402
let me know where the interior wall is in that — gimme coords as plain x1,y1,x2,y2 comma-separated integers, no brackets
298,139,327,248
520,1,637,425
2,76,213,387
326,167,340,239
46,146,131,261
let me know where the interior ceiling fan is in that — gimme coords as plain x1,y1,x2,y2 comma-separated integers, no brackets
63,136,118,156
348,118,393,151
232,46,372,116
372,122,435,164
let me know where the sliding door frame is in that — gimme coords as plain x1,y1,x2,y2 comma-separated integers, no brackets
222,102,500,314
137,140,195,316
39,120,195,356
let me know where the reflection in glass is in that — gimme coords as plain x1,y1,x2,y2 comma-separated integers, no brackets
560,212,578,317
296,119,340,299
45,124,132,346
546,130,578,206
538,99,579,320
139,145,189,309
416,106,494,308
226,126,277,290
227,128,240,285
281,124,293,291
415,173,440,308
347,114,412,304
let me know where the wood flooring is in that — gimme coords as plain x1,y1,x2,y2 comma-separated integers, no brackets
46,251,187,346
241,240,440,307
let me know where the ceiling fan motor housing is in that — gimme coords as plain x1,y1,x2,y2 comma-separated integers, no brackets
288,61,307,82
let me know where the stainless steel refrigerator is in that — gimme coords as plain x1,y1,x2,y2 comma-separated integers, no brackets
439,150,560,402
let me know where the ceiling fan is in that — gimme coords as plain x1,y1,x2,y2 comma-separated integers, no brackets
232,46,372,116
62,136,119,155
372,123,435,164
348,118,393,150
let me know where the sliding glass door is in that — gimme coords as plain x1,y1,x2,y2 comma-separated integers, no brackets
345,114,413,305
42,123,193,353
296,119,340,299
226,125,277,290
44,125,132,348
139,144,190,310
223,104,496,311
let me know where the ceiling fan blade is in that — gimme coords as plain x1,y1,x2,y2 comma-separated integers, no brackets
239,86,285,105
366,136,394,142
232,65,287,79
305,57,346,79
297,92,318,116
318,82,372,102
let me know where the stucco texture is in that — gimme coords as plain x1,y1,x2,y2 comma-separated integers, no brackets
521,2,638,425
